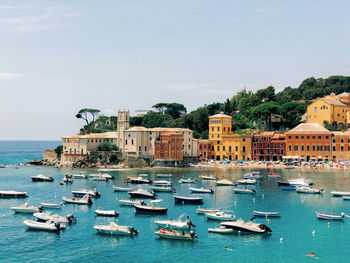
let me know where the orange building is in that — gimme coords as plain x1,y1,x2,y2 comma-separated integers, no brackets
285,123,332,161
331,131,350,161
154,132,183,161
198,139,212,160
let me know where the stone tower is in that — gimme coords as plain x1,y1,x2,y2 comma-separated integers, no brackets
117,110,130,151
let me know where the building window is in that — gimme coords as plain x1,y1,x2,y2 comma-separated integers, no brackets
254,149,256,154
317,145,323,151
229,146,231,152
296,136,299,139
217,146,220,151
223,146,225,151
224,127,226,131
307,136,310,139
281,149,284,154
294,145,298,151
212,127,214,131
312,136,315,139
325,146,330,151
312,145,315,151
125,140,128,145
341,139,344,143
333,139,336,143
341,146,344,151
332,146,336,151
139,146,141,151
212,135,214,138
145,146,147,151
217,127,220,131
318,136,321,139
301,136,304,139
132,139,134,145
281,143,284,147
243,138,246,142
243,146,246,153
307,145,310,151
325,136,329,139
314,107,317,113
288,145,291,151
301,145,304,151
217,135,220,138
212,146,214,151
288,136,291,139
235,146,238,151
348,146,350,151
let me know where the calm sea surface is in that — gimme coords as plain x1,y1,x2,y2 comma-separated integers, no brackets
0,141,349,263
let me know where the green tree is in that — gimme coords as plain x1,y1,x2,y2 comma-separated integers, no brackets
98,142,118,151
165,103,187,119
55,145,63,160
152,103,169,114
76,108,101,125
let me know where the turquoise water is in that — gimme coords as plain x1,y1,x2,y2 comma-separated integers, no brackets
0,142,350,263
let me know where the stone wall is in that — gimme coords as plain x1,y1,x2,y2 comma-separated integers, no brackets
43,149,58,162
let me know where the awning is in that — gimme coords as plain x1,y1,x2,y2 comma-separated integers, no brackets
311,157,316,159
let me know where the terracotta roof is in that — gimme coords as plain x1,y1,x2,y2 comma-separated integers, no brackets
331,131,350,137
286,123,330,134
209,111,232,118
320,98,346,107
126,126,192,132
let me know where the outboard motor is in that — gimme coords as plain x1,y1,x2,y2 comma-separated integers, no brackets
129,227,138,235
259,224,272,233
55,222,61,231
66,214,77,224
38,206,43,213
189,230,195,239
88,198,93,206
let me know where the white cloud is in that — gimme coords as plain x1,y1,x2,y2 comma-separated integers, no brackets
103,109,114,115
0,73,26,80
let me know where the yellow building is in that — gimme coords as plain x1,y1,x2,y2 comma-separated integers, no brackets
209,112,251,161
306,93,347,126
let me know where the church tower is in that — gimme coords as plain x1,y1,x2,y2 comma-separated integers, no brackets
117,110,130,151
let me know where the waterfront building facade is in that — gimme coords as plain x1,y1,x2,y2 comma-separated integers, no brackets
252,132,286,161
285,123,332,161
154,132,183,163
331,131,350,161
198,139,212,160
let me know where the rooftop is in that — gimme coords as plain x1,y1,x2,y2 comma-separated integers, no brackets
209,111,232,118
286,123,330,134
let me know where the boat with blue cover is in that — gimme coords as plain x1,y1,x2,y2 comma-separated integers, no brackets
253,211,280,217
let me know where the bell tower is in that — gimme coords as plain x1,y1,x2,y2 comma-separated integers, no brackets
117,110,130,151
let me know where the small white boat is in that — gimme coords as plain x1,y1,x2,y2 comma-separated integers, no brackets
205,211,235,221
23,219,66,232
208,226,234,234
113,185,133,192
253,211,280,217
153,180,172,186
316,212,345,220
215,179,236,186
244,173,262,180
296,186,324,194
95,210,119,217
40,202,62,209
73,174,87,179
63,173,73,183
233,188,256,194
221,219,272,233
94,174,113,181
150,186,174,192
0,190,28,198
190,187,214,194
288,178,313,186
72,188,101,198
118,199,142,206
331,191,350,197
139,174,149,178
155,229,198,240
343,196,350,200
156,174,172,178
94,222,138,235
154,214,195,230
10,203,41,213
196,207,221,214
198,175,217,180
134,200,168,214
62,194,93,205
31,174,54,182
237,179,257,185
33,212,76,224
179,178,196,184
129,189,155,199
127,177,152,184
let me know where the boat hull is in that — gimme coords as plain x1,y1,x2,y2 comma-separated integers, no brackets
0,191,28,198
31,177,54,182
134,205,168,214
174,196,203,204
253,211,280,217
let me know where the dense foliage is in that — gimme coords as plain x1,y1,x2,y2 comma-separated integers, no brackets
78,76,350,139
55,145,63,160
98,142,119,151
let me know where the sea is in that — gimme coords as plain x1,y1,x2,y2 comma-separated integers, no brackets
0,141,349,263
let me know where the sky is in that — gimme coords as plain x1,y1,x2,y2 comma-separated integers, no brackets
1,0,350,140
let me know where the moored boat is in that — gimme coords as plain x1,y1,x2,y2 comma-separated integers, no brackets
134,200,168,214
23,219,66,232
268,173,281,178
189,187,214,194
156,174,172,178
221,219,272,233
153,180,172,186
10,203,42,213
155,229,198,241
277,181,290,186
95,209,119,217
253,211,280,217
179,178,196,184
113,185,134,192
40,202,62,209
244,173,263,179
0,190,28,198
73,174,87,179
196,207,221,214
127,177,152,184
331,191,350,197
94,222,138,235
215,179,236,186
174,195,203,204
63,173,73,183
72,188,101,198
33,212,76,224
233,188,256,194
199,175,217,180
129,189,155,199
208,226,234,234
150,186,175,192
154,214,195,230
205,211,235,221
237,179,257,185
296,186,324,194
93,174,113,181
62,194,93,205
288,178,313,186
343,196,350,200
31,174,54,182
316,212,345,220
118,199,142,206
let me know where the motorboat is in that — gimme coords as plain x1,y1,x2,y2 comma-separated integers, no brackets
155,229,198,241
174,195,203,204
72,188,101,198
205,211,235,221
134,200,168,214
153,180,172,186
23,219,66,232
129,189,155,199
94,222,138,235
88,173,102,179
221,219,272,233
199,175,217,180
343,196,350,200
95,210,119,217
331,191,350,197
127,177,152,184
196,207,221,214
154,214,195,230
113,185,134,192
253,211,280,217
62,194,93,205
93,174,113,181
316,212,345,220
244,173,262,180
288,178,313,186
40,202,62,209
285,166,295,170
296,186,324,194
233,188,256,194
73,174,87,179
150,186,175,192
63,173,73,183
156,174,172,178
0,190,28,198
31,174,54,182
215,179,236,186
10,203,42,213
33,212,76,224
237,179,257,185
189,187,214,194
208,226,234,234
0,165,8,168
178,178,196,184
139,174,149,178
277,181,290,186
281,186,296,191
268,173,281,178
118,199,142,206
